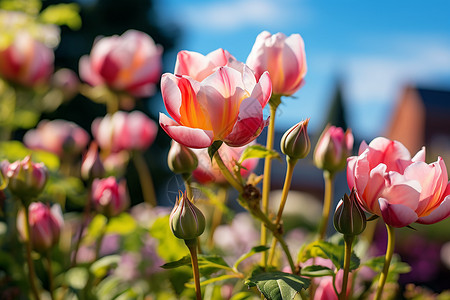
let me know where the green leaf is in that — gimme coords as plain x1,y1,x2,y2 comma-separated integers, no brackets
106,213,137,235
239,145,280,164
245,272,310,300
65,267,88,289
39,3,82,30
300,265,334,277
298,241,360,271
149,215,189,262
364,254,411,282
186,274,239,287
208,140,223,161
197,254,232,275
233,245,269,270
90,255,121,278
160,255,191,269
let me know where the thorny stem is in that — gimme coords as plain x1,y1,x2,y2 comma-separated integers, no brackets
318,171,334,240
267,158,297,266
339,235,354,300
260,100,279,266
374,224,395,300
187,240,202,300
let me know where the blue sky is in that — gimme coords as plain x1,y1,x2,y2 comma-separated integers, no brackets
155,0,450,140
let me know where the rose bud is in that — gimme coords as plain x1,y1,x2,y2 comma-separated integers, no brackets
169,191,205,241
81,142,105,181
333,188,367,236
167,141,198,174
91,177,129,218
280,119,311,163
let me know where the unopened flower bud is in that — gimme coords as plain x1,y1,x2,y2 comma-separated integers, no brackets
91,177,129,218
81,142,105,180
167,141,198,174
280,119,311,162
314,125,353,174
170,192,205,241
3,156,48,200
333,188,366,236
17,202,63,252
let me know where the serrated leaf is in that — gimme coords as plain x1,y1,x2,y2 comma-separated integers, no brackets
245,272,310,300
300,265,334,277
239,145,280,164
233,245,269,270
198,254,232,275
160,255,191,269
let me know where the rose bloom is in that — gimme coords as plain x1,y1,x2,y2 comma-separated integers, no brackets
246,31,307,96
17,202,63,252
0,31,54,88
24,119,90,158
92,110,158,153
174,48,242,81
347,137,450,228
79,30,163,97
191,141,259,185
159,65,272,148
91,177,129,218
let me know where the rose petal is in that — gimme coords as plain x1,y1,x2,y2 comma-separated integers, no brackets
378,198,418,228
417,195,450,224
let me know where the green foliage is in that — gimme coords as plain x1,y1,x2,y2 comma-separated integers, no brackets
298,240,360,271
39,3,81,30
239,144,280,164
90,255,121,278
300,265,334,277
149,215,189,262
0,141,60,170
64,267,88,290
364,254,411,283
233,245,269,271
245,271,310,300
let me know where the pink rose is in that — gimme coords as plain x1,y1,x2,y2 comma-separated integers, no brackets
0,32,54,87
347,137,450,227
79,30,163,97
246,31,307,96
159,66,271,148
91,177,129,218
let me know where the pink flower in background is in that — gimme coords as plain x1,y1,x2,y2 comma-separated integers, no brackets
2,156,48,199
246,31,307,96
0,32,54,87
160,66,272,148
314,125,354,174
91,177,129,218
191,141,259,185
174,48,242,81
24,119,90,158
79,30,163,97
92,110,158,153
347,137,450,227
17,202,63,252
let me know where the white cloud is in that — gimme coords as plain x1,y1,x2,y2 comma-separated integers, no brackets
177,0,312,32
344,36,450,103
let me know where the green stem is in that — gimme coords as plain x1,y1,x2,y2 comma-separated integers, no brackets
106,88,119,115
213,152,244,194
46,251,55,300
23,204,41,300
186,240,202,300
267,158,297,265
339,235,354,300
182,173,193,200
132,151,157,206
260,102,279,266
374,224,395,300
318,171,334,240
